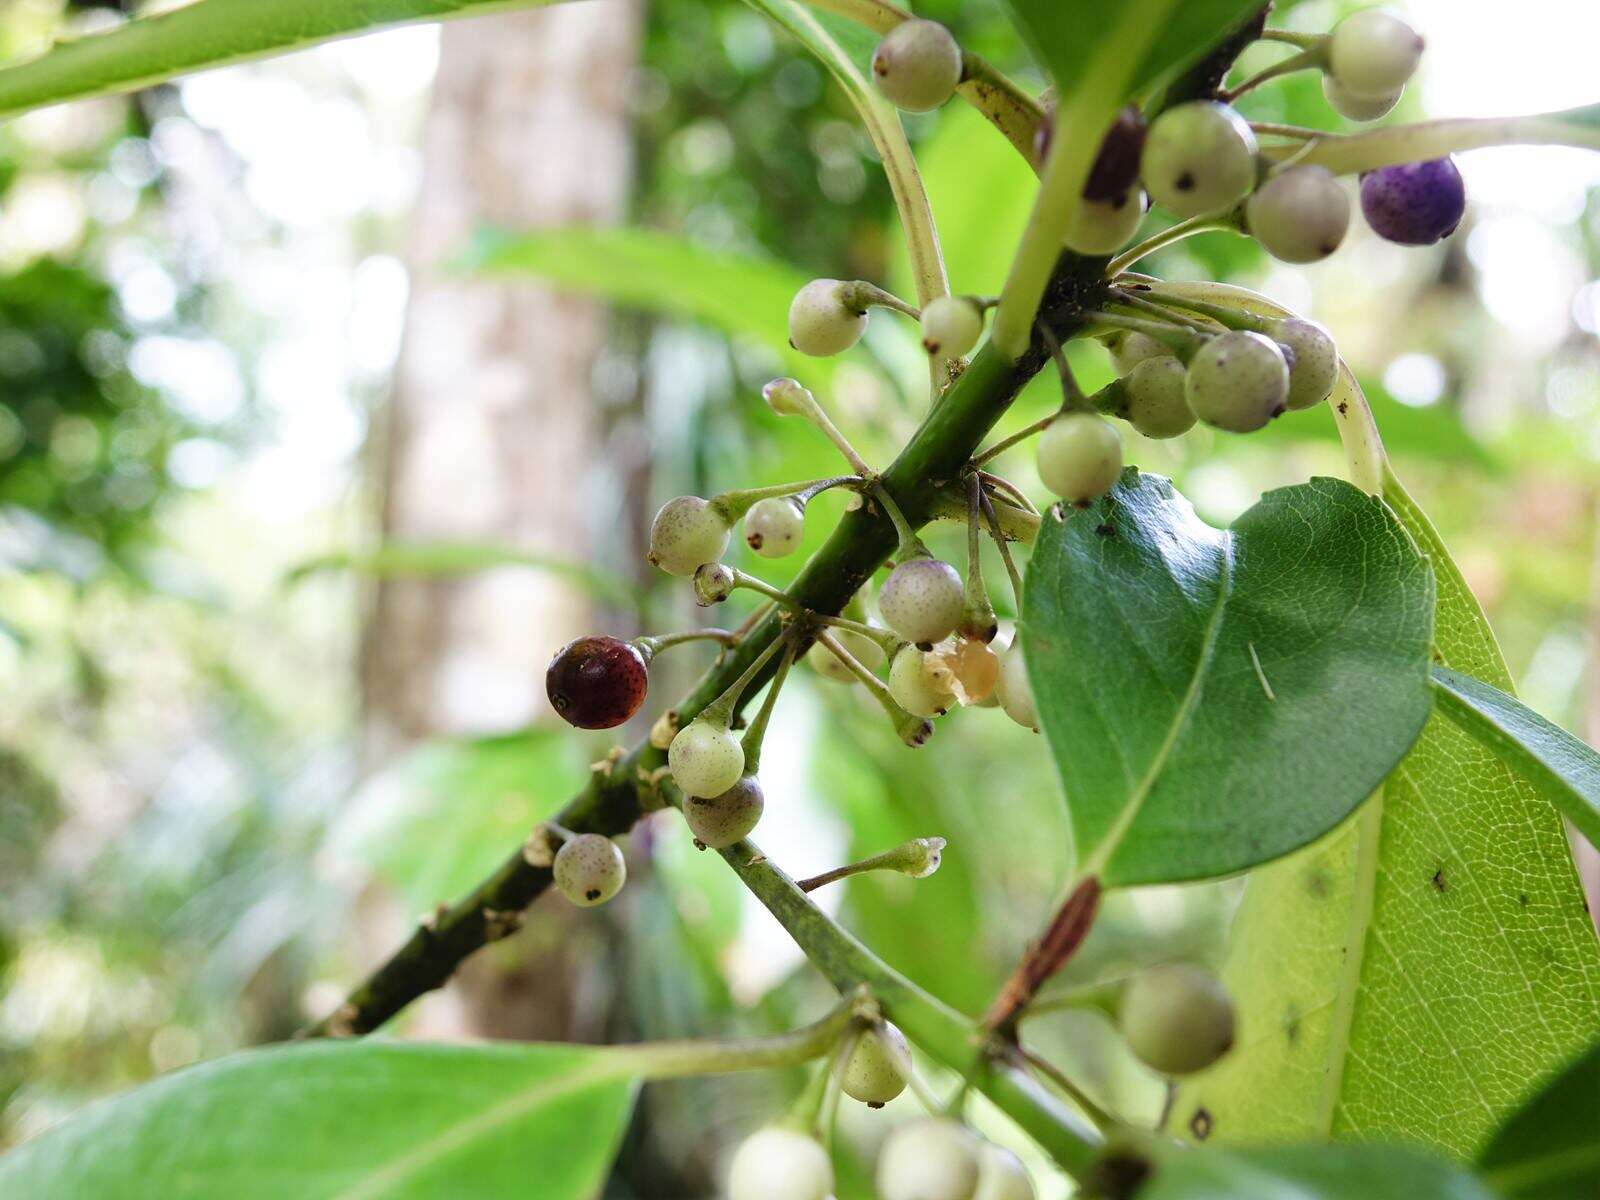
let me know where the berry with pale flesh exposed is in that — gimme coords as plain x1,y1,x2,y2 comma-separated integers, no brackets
889,645,954,718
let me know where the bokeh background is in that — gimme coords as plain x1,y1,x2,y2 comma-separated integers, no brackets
1,0,1597,1196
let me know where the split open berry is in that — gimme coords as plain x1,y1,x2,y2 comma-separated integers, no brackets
1184,330,1290,433
789,279,867,357
975,1145,1035,1200
668,718,746,798
1083,104,1147,202
1119,962,1236,1076
809,629,886,683
1360,157,1466,246
1123,356,1196,439
921,296,985,358
1106,329,1168,376
871,19,962,113
1323,73,1401,122
743,497,804,558
649,495,732,576
546,635,649,730
928,637,999,705
839,1022,911,1106
553,833,627,907
1245,165,1351,263
1140,101,1259,218
1036,413,1122,506
729,1127,834,1200
877,1118,982,1200
889,645,954,718
1272,318,1340,410
994,641,1037,732
880,557,965,646
1064,189,1146,256
1328,9,1424,101
683,775,764,850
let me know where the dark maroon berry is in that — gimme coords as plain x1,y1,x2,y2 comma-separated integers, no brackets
1359,157,1466,246
546,636,648,729
1083,104,1147,202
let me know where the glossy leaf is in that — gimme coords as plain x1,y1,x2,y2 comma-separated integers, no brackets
0,1041,634,1199
1479,1040,1600,1199
0,0,562,120
1023,471,1435,886
1139,1142,1495,1200
1175,468,1600,1156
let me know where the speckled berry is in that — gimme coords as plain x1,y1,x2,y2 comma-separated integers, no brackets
789,279,867,357
649,495,731,576
1329,9,1424,100
553,833,627,907
974,1145,1034,1200
1140,101,1259,218
1123,356,1196,439
546,636,649,730
1184,330,1289,433
1323,74,1401,122
1360,157,1465,246
684,776,764,850
889,645,954,718
743,497,804,559
1036,413,1122,506
1084,104,1147,202
1064,189,1146,256
995,640,1037,732
880,557,965,646
668,719,745,798
1106,330,1167,376
877,1118,981,1200
1273,318,1339,410
1246,166,1351,263
730,1128,834,1200
839,1022,911,1105
1119,963,1236,1076
693,562,737,606
808,630,886,683
871,19,962,113
921,296,985,358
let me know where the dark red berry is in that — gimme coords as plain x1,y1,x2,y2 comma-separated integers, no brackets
1360,157,1466,246
1084,105,1147,202
546,636,648,729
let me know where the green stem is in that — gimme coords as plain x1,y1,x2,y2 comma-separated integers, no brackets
1249,120,1320,141
797,836,945,891
839,279,921,320
1085,311,1209,359
700,628,794,727
1258,28,1323,49
1105,212,1244,276
814,629,932,748
1222,43,1327,102
1121,284,1271,333
874,481,931,563
1259,107,1600,175
615,998,863,1080
978,471,1039,518
813,611,901,654
961,473,998,641
634,629,740,659
741,641,796,776
1110,290,1219,332
712,475,862,521
979,491,1026,614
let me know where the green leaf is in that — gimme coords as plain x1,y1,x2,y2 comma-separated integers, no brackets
1432,665,1600,851
1479,1040,1600,1199
0,1,563,121
1023,471,1435,887
1174,468,1600,1157
0,1040,634,1199
1139,1142,1495,1200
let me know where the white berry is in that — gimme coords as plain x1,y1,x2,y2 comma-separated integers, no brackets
553,834,626,907
889,645,954,718
1036,413,1122,506
1322,74,1401,122
877,1118,982,1200
995,641,1037,732
921,296,985,358
789,279,867,357
1119,963,1236,1076
1064,189,1146,255
694,562,737,606
729,1128,834,1200
683,776,764,850
745,497,804,558
649,495,731,576
880,557,965,646
1123,356,1195,439
1106,329,1167,376
1140,101,1259,218
808,630,886,683
1329,9,1424,100
871,19,962,113
974,1145,1034,1200
1273,318,1339,411
668,719,745,798
1246,166,1351,264
839,1022,911,1105
1184,330,1289,433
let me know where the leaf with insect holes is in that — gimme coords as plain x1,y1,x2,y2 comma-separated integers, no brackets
1022,470,1435,887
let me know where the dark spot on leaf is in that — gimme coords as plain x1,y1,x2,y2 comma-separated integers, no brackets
1519,893,1530,907
1189,1107,1213,1141
1285,1004,1301,1045
1431,867,1447,893
1304,868,1331,898
1337,401,1349,415
1096,523,1116,538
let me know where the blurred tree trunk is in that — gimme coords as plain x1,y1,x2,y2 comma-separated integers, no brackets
360,1,641,1039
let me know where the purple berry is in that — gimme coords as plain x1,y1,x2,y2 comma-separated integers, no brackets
546,635,649,729
1084,105,1147,202
1360,157,1466,246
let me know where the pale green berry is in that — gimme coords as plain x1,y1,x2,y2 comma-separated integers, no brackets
1184,330,1289,433
729,1127,834,1200
1246,166,1351,264
921,296,985,358
974,1145,1034,1200
1036,413,1122,506
889,645,954,718
808,630,886,683
880,557,965,646
763,376,814,416
839,1022,911,1106
668,719,745,798
1119,963,1236,1076
1063,189,1145,255
995,641,1037,732
877,1118,982,1200
1323,74,1401,122
694,562,737,606
649,495,731,576
553,833,626,907
743,496,804,559
683,776,764,850
789,279,866,357
1123,356,1196,439
1329,9,1424,100
1106,330,1167,376
1140,101,1258,218
1272,318,1339,410
871,19,962,113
